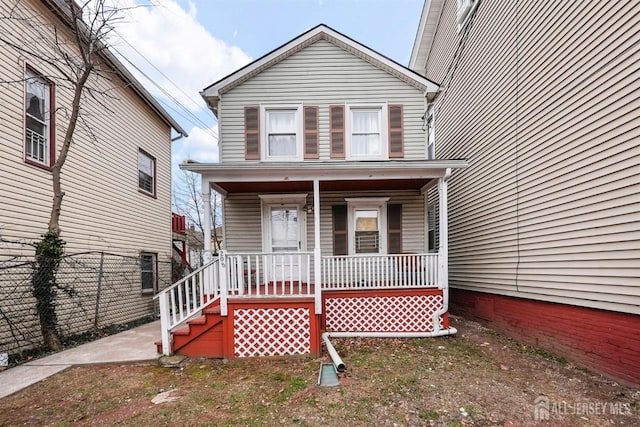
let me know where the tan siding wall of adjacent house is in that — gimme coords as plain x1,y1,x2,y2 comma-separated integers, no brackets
0,0,174,332
218,39,427,162
425,0,640,314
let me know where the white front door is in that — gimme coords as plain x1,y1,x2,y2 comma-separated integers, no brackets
262,198,307,282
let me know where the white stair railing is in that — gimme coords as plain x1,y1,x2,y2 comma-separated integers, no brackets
155,257,221,355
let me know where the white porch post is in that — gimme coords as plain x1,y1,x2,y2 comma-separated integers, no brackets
202,181,212,258
202,181,213,296
313,179,322,314
438,168,451,290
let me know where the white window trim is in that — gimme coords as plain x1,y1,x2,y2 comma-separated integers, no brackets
138,149,155,196
25,70,51,167
457,0,479,31
140,252,157,294
259,194,308,253
345,103,389,161
260,104,303,161
345,197,390,256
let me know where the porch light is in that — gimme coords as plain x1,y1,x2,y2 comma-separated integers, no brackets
303,204,313,214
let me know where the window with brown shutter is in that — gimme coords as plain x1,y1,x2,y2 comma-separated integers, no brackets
330,105,345,159
388,104,404,158
244,106,260,160
332,205,348,255
304,106,319,159
387,203,402,253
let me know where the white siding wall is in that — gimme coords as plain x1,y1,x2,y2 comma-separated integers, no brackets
219,40,427,162
425,0,640,314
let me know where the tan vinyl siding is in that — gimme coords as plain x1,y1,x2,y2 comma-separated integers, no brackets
426,0,640,314
219,40,427,162
0,0,173,284
223,191,427,256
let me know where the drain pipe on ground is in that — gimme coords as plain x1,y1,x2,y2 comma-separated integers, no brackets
322,327,458,374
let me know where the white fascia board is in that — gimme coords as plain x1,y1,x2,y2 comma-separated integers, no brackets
409,0,444,75
202,24,439,100
180,160,467,182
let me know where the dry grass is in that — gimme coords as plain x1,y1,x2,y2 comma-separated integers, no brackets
0,316,637,426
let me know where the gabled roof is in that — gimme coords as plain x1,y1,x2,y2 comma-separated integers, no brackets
201,24,440,115
409,0,445,73
42,0,187,137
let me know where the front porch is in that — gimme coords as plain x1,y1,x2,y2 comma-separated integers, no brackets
159,160,467,358
156,252,450,357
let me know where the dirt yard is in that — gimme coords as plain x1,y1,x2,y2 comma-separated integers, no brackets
0,316,637,426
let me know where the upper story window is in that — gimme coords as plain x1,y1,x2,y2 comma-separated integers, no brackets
457,0,479,30
25,69,54,168
264,107,301,160
349,107,383,158
138,149,156,197
244,105,318,161
331,104,404,160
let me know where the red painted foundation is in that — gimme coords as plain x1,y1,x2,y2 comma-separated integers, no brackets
450,289,640,388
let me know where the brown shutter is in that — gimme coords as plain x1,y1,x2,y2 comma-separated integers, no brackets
387,203,402,254
388,104,404,158
332,205,348,255
304,106,319,159
330,105,345,159
244,106,260,160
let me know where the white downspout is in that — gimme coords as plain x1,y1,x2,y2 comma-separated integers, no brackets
433,168,452,332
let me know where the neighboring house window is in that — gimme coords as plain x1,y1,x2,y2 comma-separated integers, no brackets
262,106,303,161
25,69,54,167
138,149,156,196
140,252,157,294
427,110,435,159
346,197,389,255
457,0,479,30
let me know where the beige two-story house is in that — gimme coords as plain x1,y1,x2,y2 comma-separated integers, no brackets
159,24,467,359
0,0,186,355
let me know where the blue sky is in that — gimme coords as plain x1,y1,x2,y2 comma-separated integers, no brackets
113,0,424,182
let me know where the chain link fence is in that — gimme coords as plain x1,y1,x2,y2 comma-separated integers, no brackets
0,251,174,365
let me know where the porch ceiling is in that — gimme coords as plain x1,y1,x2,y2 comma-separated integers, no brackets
214,179,433,194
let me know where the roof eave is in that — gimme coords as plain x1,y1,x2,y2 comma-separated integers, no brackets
409,0,444,74
41,0,187,137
